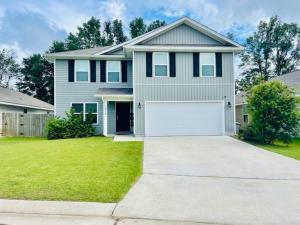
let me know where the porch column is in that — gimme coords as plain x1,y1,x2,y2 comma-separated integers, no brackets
103,100,108,136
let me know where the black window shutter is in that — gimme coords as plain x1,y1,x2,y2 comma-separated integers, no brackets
169,53,176,77
121,61,127,82
90,60,96,82
68,60,74,82
216,52,222,77
100,60,106,82
193,53,199,77
146,52,152,77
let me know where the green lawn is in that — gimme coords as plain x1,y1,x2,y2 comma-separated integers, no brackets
0,137,143,202
255,138,300,161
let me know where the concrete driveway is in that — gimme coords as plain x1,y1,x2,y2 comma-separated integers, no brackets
114,136,300,225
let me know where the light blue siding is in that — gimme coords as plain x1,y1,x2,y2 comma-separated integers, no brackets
141,24,223,46
55,60,132,134
133,52,235,135
107,102,116,134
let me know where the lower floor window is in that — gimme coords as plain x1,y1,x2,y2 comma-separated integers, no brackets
71,102,98,124
243,114,248,123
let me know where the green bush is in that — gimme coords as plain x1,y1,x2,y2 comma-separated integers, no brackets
47,109,95,140
246,80,299,144
238,126,257,142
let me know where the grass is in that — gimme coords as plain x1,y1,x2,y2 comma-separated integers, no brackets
0,136,143,202
254,138,300,161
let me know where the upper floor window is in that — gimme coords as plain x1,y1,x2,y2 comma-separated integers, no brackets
200,53,215,77
107,61,121,83
75,60,89,82
153,52,169,77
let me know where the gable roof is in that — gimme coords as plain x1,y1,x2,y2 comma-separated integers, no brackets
270,70,300,89
235,70,300,105
99,16,244,55
0,87,54,111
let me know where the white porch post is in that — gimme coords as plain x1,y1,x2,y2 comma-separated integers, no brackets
103,100,108,136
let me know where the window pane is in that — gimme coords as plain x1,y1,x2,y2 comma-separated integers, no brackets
242,105,248,114
202,65,214,77
201,53,215,64
72,103,83,113
86,114,97,124
108,72,120,82
154,52,168,64
107,61,120,71
86,103,97,113
155,65,168,76
75,60,89,72
76,72,88,81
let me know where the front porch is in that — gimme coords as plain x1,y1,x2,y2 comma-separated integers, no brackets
95,88,134,136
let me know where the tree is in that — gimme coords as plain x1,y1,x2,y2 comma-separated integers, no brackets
238,16,300,92
247,80,299,144
112,19,127,44
130,17,147,38
65,33,81,51
48,41,66,53
271,19,300,76
0,48,19,88
17,54,54,104
147,20,166,32
103,21,114,46
77,17,102,48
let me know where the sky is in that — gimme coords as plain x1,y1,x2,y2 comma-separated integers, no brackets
0,0,300,65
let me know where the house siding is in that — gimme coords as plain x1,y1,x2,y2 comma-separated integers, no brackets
133,52,235,135
141,24,223,46
55,59,132,134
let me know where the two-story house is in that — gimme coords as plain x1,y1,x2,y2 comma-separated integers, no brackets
46,17,243,137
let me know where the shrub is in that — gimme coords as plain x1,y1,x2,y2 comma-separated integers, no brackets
238,126,257,142
47,109,95,140
246,80,299,144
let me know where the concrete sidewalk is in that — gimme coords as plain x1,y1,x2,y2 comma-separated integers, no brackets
0,199,116,217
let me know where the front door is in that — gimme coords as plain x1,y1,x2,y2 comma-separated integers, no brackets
116,102,131,132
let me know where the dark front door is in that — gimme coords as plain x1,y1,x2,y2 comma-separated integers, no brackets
116,102,131,132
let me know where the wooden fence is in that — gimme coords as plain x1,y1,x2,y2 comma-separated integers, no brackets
1,113,52,137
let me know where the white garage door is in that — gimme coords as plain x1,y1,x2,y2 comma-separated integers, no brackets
145,101,224,136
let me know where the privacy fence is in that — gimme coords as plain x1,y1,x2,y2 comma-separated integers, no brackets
0,113,52,137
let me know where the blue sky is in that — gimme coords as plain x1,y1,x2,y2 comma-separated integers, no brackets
0,0,300,62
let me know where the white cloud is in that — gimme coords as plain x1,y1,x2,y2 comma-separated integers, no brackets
18,2,89,33
97,0,126,22
164,10,185,18
0,42,31,63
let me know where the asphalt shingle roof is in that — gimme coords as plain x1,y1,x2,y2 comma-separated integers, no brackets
45,46,112,57
0,87,54,110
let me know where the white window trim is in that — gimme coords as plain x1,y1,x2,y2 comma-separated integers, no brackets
200,53,216,78
74,60,90,82
70,102,98,125
106,61,121,83
153,52,169,77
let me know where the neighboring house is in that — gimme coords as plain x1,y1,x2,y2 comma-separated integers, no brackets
235,70,300,129
0,86,54,135
46,17,243,137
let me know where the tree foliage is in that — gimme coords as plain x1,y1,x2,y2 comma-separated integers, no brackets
246,80,299,144
237,16,300,92
130,17,147,38
147,20,166,32
130,17,166,38
0,48,19,88
17,54,54,104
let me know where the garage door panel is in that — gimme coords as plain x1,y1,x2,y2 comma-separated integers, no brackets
145,102,224,136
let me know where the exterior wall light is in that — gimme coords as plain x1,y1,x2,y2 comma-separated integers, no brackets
138,102,142,109
227,101,231,108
